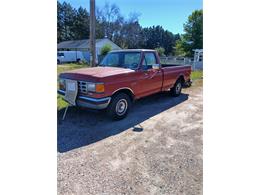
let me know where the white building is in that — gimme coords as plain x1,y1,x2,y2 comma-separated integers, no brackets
57,38,121,62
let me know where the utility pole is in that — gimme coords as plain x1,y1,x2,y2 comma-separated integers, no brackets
90,0,96,67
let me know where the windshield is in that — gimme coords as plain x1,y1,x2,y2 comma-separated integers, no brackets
100,52,141,69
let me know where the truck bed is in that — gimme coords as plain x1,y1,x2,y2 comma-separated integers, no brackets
160,64,192,91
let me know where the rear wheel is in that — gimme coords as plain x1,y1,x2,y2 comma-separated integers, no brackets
170,79,182,97
107,93,131,120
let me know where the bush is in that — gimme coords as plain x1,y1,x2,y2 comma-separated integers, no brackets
100,44,112,56
155,47,165,57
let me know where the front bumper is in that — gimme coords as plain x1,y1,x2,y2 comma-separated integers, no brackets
58,89,111,110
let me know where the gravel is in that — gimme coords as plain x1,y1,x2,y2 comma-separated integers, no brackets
57,80,203,195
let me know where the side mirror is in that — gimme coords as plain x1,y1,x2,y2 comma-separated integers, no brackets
152,64,160,70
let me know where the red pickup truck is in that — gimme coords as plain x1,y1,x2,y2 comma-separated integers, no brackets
58,49,192,119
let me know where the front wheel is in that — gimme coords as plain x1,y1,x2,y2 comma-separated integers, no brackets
107,93,131,120
170,79,182,97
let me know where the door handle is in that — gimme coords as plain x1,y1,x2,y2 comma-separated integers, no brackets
144,72,156,79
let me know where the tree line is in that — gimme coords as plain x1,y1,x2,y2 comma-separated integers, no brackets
57,1,202,57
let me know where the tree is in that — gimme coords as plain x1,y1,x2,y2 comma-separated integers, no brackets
57,2,77,42
141,26,177,55
155,47,165,57
57,1,181,54
97,2,122,41
175,39,186,56
96,2,143,49
57,1,63,42
72,6,90,40
100,44,112,55
115,20,143,49
176,10,203,57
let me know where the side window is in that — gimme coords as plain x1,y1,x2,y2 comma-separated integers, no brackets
142,52,156,70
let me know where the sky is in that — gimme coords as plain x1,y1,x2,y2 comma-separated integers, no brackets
60,0,203,34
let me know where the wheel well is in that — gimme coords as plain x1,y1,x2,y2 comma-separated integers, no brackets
177,75,185,85
112,89,134,102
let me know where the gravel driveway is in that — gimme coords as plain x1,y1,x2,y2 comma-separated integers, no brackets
57,80,203,195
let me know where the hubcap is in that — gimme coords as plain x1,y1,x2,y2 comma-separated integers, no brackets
116,99,128,116
176,83,182,94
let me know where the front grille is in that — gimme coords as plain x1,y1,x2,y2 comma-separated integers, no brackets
78,81,88,93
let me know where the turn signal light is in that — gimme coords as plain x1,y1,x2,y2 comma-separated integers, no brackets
95,83,105,93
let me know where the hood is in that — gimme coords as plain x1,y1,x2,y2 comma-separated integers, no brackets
59,66,135,81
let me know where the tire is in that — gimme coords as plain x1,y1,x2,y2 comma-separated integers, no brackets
107,93,132,120
170,79,182,97
57,59,60,64
77,59,81,63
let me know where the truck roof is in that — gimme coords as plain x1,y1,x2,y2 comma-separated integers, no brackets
110,49,155,53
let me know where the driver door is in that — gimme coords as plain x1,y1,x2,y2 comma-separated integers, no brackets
137,52,163,97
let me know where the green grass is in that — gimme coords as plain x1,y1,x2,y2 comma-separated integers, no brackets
57,63,89,110
191,70,203,80
57,95,69,110
57,63,88,75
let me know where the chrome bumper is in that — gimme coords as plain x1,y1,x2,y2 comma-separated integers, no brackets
58,89,111,110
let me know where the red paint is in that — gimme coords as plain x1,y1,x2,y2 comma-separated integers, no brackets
59,50,191,100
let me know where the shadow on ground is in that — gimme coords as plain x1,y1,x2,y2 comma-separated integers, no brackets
57,92,189,153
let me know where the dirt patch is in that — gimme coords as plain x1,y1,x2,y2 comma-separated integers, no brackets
58,80,203,195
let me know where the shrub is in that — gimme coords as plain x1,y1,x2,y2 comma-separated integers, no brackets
155,47,165,57
100,44,112,56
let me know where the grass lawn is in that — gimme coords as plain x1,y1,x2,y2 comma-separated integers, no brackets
57,63,88,75
191,70,203,80
57,64,203,110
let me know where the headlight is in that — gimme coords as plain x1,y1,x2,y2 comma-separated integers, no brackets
87,83,105,93
87,83,96,92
